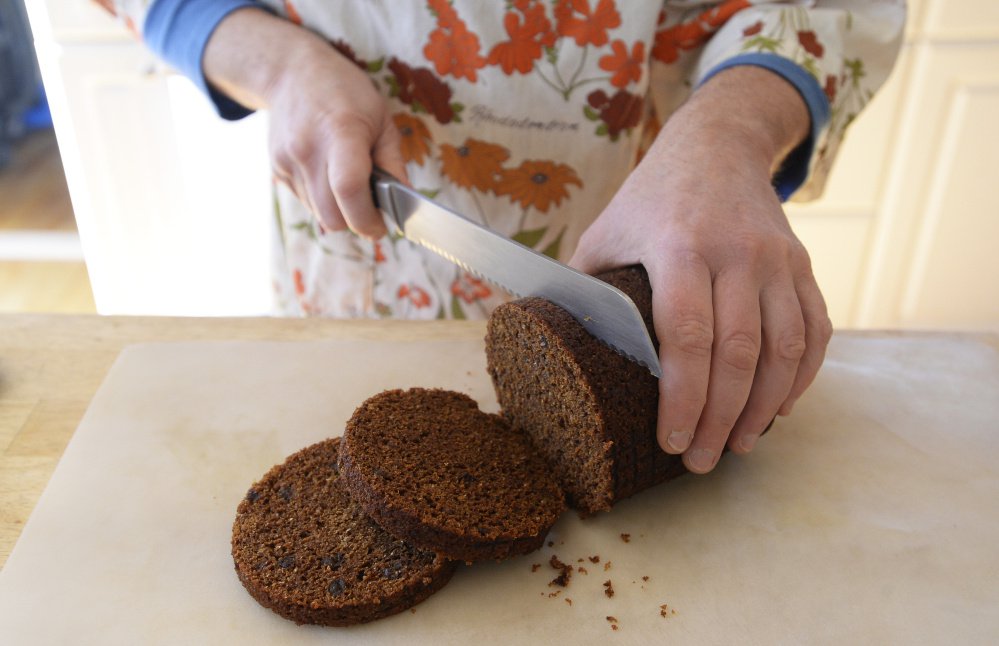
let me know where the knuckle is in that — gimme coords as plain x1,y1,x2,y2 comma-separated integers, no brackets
777,335,807,362
669,314,714,358
776,329,807,362
328,111,375,143
791,245,817,278
730,234,769,266
330,171,368,203
718,331,760,372
661,239,709,269
709,408,742,432
284,136,318,166
813,314,835,345
669,392,709,419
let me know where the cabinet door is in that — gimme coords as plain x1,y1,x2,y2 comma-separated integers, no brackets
920,0,999,40
33,37,274,315
784,49,908,327
858,43,999,330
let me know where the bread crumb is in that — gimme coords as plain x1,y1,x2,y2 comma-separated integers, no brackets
642,576,649,582
410,608,416,614
611,625,618,631
660,603,677,618
606,616,617,623
577,558,584,563
548,590,561,598
577,566,588,575
531,563,541,572
549,555,573,587
620,533,630,543
604,561,612,571
565,598,572,606
603,580,615,598
548,541,554,547
589,555,600,563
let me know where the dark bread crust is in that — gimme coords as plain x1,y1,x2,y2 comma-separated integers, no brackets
339,388,565,562
486,266,688,515
231,438,456,626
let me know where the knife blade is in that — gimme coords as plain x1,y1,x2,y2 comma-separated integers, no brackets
370,167,662,378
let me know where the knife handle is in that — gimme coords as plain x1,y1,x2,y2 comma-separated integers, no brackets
370,166,404,236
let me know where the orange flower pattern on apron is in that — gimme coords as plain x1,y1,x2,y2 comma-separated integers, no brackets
393,113,434,166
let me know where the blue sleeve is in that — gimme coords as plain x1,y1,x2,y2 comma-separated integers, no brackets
698,53,831,202
143,0,261,121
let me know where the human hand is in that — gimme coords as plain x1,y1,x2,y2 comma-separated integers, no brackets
569,67,833,474
203,8,407,238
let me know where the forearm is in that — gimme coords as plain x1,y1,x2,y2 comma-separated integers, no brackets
649,66,810,180
202,7,329,111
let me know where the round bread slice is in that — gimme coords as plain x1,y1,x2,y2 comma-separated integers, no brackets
339,388,565,563
232,437,456,626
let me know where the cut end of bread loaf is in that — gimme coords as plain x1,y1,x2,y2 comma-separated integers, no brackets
486,266,689,515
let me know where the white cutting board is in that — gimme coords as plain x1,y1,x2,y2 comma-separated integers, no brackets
1,336,999,644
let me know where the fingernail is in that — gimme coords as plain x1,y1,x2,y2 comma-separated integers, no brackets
667,431,692,452
687,449,716,473
739,434,759,452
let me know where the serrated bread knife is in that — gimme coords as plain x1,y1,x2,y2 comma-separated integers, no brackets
370,167,662,378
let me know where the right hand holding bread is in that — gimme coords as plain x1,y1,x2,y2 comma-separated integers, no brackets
569,67,834,475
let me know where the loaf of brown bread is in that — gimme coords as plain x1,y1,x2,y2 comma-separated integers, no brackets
485,266,688,515
339,388,565,562
231,438,456,626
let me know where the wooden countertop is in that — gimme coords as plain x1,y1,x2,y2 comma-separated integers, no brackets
1,313,995,569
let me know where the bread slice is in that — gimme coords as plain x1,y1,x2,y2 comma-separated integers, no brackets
338,388,565,562
485,266,688,515
231,438,456,626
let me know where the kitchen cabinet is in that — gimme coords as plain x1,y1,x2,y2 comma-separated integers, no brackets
25,0,999,329
856,17,999,329
789,0,999,331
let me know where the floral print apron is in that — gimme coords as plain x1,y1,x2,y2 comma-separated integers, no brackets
107,0,907,319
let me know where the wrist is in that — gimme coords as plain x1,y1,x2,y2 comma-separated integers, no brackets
654,66,810,176
203,8,329,111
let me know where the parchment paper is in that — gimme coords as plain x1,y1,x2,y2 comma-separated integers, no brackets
0,335,997,644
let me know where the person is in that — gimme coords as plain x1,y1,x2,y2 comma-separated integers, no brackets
99,0,905,474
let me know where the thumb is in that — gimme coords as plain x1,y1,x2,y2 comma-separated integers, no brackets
568,219,628,277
